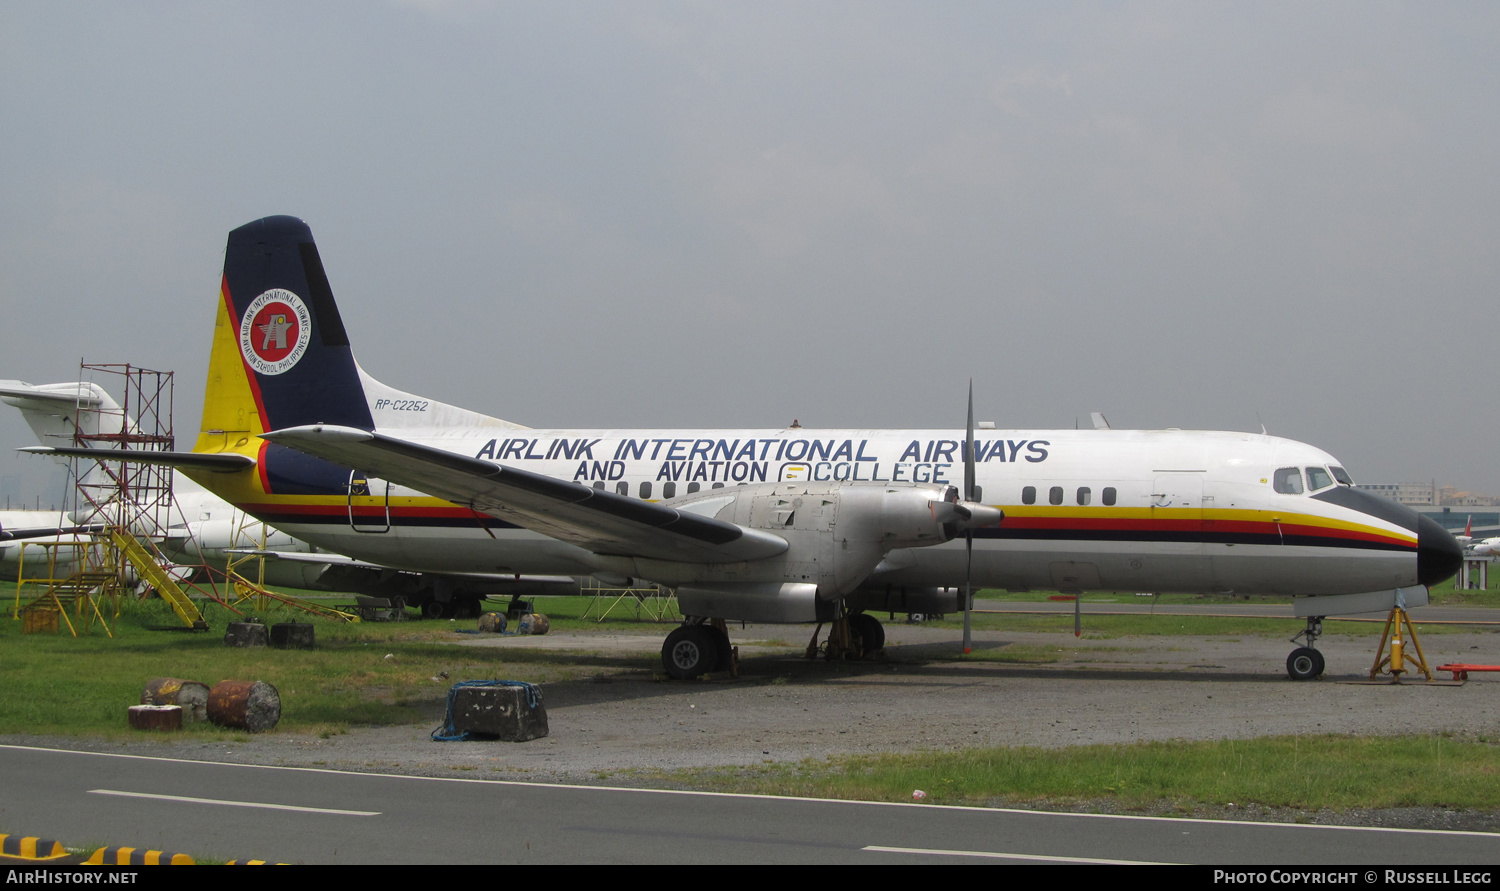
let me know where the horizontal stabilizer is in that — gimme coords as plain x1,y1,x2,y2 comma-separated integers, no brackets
260,425,789,564
0,382,105,409
18,446,255,473
0,523,108,542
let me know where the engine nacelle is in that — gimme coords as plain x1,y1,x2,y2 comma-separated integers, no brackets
597,481,996,618
676,582,835,623
844,584,965,615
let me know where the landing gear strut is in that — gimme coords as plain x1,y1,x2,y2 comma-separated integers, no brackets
1287,616,1326,680
805,612,886,661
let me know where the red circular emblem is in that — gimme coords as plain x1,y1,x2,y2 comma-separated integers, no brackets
249,302,301,363
238,288,313,376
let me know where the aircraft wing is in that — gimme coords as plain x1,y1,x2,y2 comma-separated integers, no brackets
226,547,577,583
260,425,789,564
18,446,255,472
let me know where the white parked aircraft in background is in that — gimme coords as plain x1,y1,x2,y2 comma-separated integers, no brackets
4,380,575,612
30,216,1463,679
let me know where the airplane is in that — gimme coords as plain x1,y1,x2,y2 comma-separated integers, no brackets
1471,537,1500,557
1447,516,1500,558
28,215,1463,680
3,380,576,613
1456,516,1472,547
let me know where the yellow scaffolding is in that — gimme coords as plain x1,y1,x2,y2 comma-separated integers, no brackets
581,582,679,623
19,570,118,637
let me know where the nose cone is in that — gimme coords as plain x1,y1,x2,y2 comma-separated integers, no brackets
1417,514,1463,587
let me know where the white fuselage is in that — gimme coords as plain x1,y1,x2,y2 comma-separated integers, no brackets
233,422,1421,599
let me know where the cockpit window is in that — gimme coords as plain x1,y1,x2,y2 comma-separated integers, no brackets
1305,466,1334,491
1273,467,1304,495
1330,466,1353,486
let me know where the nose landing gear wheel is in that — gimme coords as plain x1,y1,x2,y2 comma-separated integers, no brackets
663,625,720,680
1287,646,1325,680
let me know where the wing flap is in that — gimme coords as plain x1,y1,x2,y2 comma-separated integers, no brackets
260,425,788,564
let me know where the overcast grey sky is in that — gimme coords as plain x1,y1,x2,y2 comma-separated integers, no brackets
2,1,1497,506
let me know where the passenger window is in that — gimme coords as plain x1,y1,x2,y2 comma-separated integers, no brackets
1049,486,1064,505
1305,467,1333,491
593,481,605,491
687,482,701,494
616,481,629,496
1330,466,1353,486
663,482,676,499
711,482,724,489
640,481,652,499
1077,487,1091,505
1273,467,1304,495
1022,486,1036,505
1102,487,1117,506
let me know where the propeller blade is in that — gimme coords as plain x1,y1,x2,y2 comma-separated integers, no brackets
962,380,975,654
962,531,973,654
964,379,976,502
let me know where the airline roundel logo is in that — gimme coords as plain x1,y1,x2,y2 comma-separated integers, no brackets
239,289,313,376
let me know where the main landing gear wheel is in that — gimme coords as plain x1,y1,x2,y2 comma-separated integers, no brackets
848,612,885,654
1286,646,1325,681
421,600,449,620
663,625,720,680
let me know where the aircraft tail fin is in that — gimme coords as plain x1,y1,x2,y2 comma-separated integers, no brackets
198,216,519,455
204,216,372,443
0,381,120,457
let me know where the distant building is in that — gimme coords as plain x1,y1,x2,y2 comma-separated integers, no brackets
1357,482,1437,506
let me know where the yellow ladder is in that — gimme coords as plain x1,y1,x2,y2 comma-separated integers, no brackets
228,570,358,623
21,570,117,637
108,529,208,630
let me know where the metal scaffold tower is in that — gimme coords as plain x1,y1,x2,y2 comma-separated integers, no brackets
15,362,356,633
44,364,220,630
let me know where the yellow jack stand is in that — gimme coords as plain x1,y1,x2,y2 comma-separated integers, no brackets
1369,606,1432,682
710,617,739,678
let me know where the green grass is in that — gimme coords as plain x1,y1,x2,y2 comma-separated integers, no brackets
0,595,658,736
641,735,1500,814
5,583,1494,736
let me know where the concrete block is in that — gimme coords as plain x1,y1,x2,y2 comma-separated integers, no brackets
451,684,548,741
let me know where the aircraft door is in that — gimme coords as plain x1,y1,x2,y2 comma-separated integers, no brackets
348,470,391,533
1151,473,1205,556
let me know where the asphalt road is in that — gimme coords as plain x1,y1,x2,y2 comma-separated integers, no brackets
2,745,1496,865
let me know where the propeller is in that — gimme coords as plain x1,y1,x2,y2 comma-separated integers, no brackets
961,381,1004,654
963,381,975,654
927,382,1002,655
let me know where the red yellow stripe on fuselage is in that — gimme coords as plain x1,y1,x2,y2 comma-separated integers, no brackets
224,488,1416,554
983,506,1416,551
